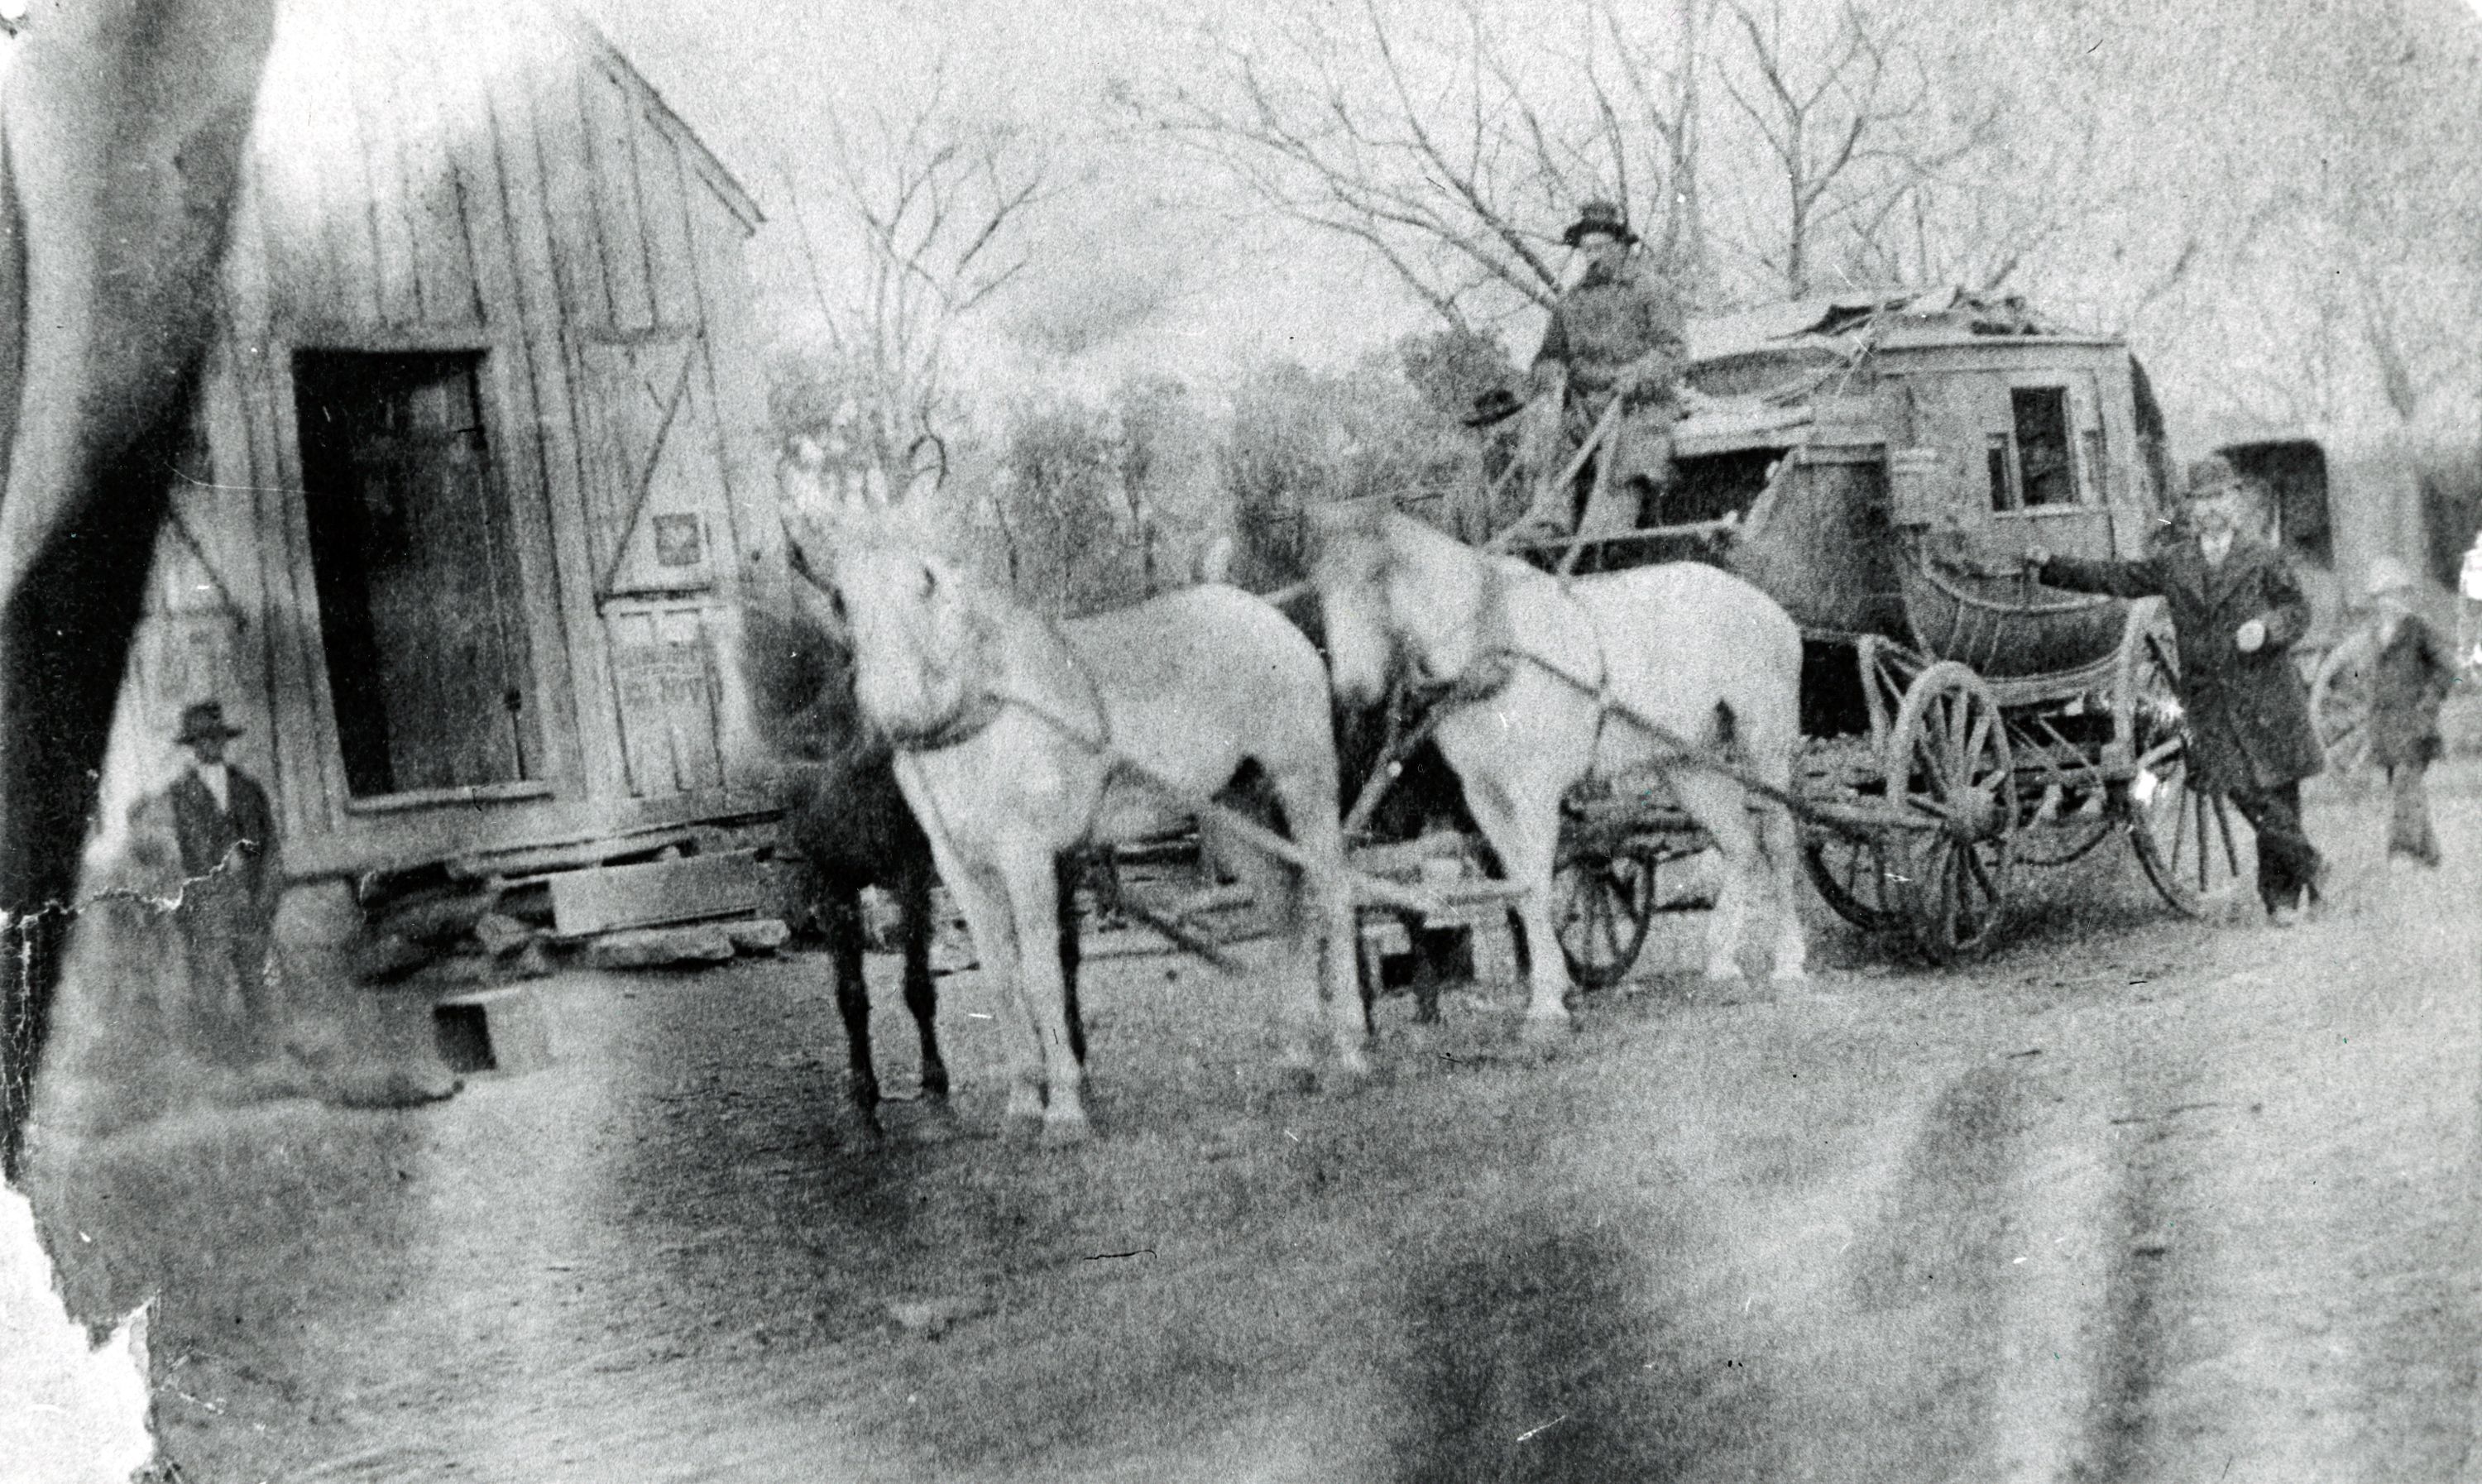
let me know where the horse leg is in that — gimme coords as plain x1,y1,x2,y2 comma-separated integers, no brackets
938,853,1038,1137
1266,765,1369,1079
1456,767,1574,1041
1761,796,1809,982
896,850,947,1102
1672,772,1758,982
1055,853,1088,1068
998,846,1088,1144
822,878,885,1137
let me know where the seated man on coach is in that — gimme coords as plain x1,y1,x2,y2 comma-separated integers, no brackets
1511,199,1689,546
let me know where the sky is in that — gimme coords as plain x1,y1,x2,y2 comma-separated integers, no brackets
566,0,2482,438
573,0,1405,400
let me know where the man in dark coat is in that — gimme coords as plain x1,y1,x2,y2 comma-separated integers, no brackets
2025,457,2329,923
1513,200,1687,541
159,701,283,1059
2357,557,2458,869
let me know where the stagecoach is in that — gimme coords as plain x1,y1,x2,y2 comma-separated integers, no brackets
1389,290,2264,976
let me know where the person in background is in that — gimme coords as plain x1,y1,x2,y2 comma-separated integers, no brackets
2356,556,2457,872
158,701,283,1060
2021,456,2330,925
1454,386,1529,545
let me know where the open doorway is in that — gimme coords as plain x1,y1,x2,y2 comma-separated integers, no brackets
295,350,539,799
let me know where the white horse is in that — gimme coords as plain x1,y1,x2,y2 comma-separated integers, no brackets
1314,505,1808,1035
783,482,1365,1145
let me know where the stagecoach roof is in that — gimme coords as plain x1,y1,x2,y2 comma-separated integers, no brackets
1685,287,2115,365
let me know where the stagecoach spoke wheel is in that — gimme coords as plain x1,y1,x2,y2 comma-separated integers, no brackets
1802,830,1906,933
2117,626,2251,917
1887,663,2016,964
2310,630,2380,796
1553,845,1658,989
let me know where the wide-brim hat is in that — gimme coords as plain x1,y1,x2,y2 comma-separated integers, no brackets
2363,556,2419,599
1464,387,1525,428
174,701,243,745
1560,199,1638,247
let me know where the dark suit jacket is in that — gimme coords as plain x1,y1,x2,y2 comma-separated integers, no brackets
167,766,280,920
2040,534,2324,792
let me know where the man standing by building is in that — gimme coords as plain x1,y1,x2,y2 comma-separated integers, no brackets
160,701,283,1060
1514,199,1689,542
2023,457,2330,925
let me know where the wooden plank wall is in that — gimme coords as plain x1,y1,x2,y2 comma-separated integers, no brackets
103,0,779,881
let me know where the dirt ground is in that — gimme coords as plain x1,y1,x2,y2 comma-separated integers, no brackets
21,773,2482,1483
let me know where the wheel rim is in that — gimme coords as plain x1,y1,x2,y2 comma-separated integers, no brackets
1554,849,1657,989
1888,663,2016,962
2310,634,2378,792
2120,628,2251,915
1802,831,1904,931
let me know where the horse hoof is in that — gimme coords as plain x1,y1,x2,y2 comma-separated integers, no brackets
1770,965,1809,985
1703,964,1747,986
1518,1012,1573,1051
1040,1111,1093,1147
1280,1063,1320,1096
1002,1110,1045,1147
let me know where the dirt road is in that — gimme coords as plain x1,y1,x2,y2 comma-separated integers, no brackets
26,782,2482,1482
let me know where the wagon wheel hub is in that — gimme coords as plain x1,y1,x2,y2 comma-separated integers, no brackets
1944,785,2002,841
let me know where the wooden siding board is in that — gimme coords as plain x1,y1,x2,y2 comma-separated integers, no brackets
522,36,615,331
682,196,778,789
632,105,702,331
343,3,423,328
580,65,658,333
487,16,631,803
415,4,587,800
382,8,485,328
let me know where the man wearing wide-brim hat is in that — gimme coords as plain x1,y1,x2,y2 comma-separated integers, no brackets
1452,387,1531,543
159,700,284,1060
2020,455,2331,923
1512,199,1689,544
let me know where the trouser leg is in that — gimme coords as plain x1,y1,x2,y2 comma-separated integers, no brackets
2388,763,2441,866
2228,781,2321,911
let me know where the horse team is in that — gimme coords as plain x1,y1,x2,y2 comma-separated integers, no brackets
752,449,1808,1147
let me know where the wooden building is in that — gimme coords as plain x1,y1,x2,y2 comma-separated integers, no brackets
96,0,788,936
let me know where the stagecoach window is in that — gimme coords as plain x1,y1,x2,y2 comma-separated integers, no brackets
2011,386,2077,507
1986,435,2015,511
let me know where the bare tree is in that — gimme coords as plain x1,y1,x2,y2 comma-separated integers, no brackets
772,57,1060,492
1138,0,1713,328
1701,0,2012,299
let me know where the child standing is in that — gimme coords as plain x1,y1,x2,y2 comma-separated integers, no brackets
2360,558,2459,870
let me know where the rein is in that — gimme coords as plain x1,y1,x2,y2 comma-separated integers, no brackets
1396,543,1821,826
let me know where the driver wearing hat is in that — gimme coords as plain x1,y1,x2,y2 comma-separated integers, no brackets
1512,199,1688,543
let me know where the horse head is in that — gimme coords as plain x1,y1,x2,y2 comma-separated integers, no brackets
781,504,993,750
1309,503,1402,707
1313,501,1503,706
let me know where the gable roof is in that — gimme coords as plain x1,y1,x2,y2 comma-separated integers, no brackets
552,7,764,233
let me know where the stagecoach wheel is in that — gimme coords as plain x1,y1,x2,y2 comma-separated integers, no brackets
2309,630,2380,795
1886,663,2017,964
1552,846,1658,989
1801,830,1906,932
2116,625,2252,917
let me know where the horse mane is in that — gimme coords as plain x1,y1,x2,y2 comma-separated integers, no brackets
740,603,893,776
